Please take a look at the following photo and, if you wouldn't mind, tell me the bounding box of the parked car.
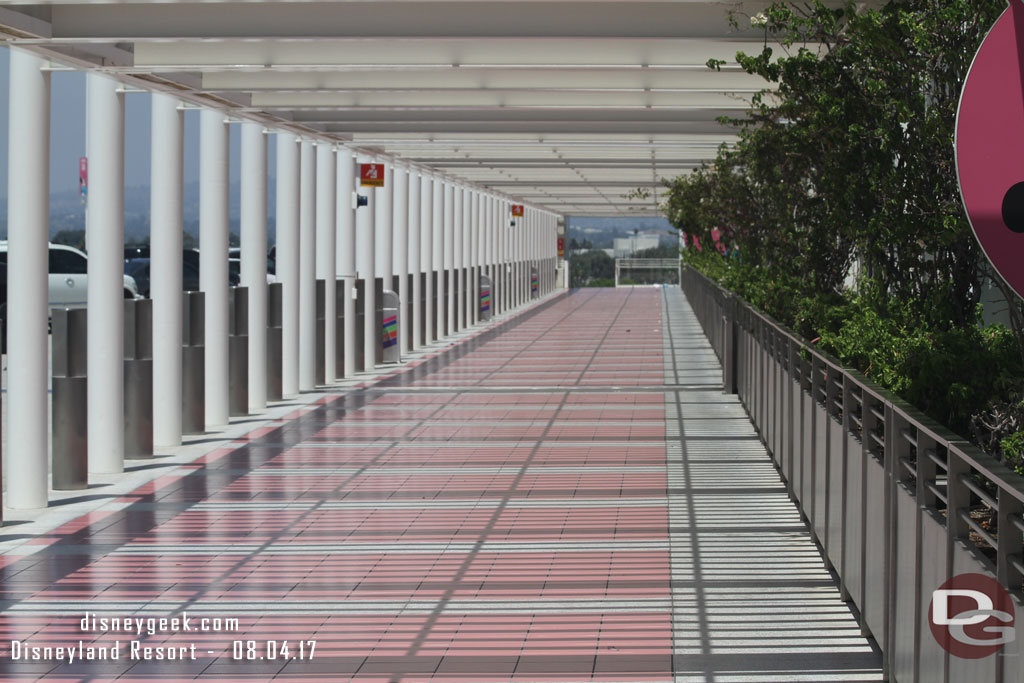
[182,249,241,287]
[228,248,277,283]
[0,242,141,313]
[124,258,204,298]
[125,245,149,261]
[122,254,252,296]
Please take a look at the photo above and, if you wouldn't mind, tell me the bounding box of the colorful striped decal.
[480,287,492,313]
[381,315,398,348]
[531,274,539,292]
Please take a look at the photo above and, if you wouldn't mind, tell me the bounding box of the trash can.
[51,307,88,490]
[374,277,385,364]
[381,289,400,363]
[479,274,493,322]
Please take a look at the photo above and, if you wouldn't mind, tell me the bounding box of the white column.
[356,155,377,371]
[298,139,316,391]
[408,170,422,349]
[527,209,534,299]
[421,174,435,343]
[484,195,493,303]
[86,73,125,473]
[432,178,444,338]
[491,197,499,305]
[444,182,455,334]
[336,148,357,378]
[492,197,500,314]
[470,191,479,325]
[240,122,268,411]
[199,109,230,428]
[501,200,509,313]
[6,49,50,507]
[316,143,337,383]
[461,186,471,326]
[375,163,394,288]
[522,209,528,303]
[515,209,522,306]
[516,208,524,306]
[392,165,409,354]
[276,133,300,396]
[151,93,184,446]
[454,185,464,331]
[509,201,516,309]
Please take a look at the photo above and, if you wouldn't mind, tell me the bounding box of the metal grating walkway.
[0,288,882,682]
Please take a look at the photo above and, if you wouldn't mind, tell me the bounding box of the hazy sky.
[0,46,268,199]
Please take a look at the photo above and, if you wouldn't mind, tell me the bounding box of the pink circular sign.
[956,2,1024,298]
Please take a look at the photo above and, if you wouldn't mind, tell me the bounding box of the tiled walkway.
[0,288,883,682]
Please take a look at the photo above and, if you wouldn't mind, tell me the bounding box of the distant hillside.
[566,216,676,249]
[0,187,659,249]
[0,180,279,243]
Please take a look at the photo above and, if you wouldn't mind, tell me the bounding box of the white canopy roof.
[0,1,783,216]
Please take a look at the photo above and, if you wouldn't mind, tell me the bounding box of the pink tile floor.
[0,288,880,681]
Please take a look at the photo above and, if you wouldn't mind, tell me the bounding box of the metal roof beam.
[45,2,772,40]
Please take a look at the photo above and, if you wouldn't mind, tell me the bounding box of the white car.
[0,242,142,314]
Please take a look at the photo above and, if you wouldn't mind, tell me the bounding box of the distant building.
[612,234,660,258]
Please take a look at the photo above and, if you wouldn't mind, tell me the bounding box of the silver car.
[0,242,142,315]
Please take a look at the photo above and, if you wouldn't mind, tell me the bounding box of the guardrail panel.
[827,408,846,574]
[679,265,1024,682]
[801,374,816,524]
[919,510,949,683]
[949,542,999,682]
[892,483,919,683]
[790,356,805,505]
[864,453,887,640]
[845,428,865,608]
[1001,594,1024,682]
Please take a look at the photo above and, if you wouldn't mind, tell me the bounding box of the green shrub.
[1000,430,1024,471]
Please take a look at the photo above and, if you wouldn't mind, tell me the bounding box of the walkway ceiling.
[0,1,786,217]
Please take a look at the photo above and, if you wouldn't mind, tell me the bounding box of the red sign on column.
[511,204,524,217]
[360,163,385,187]
[557,236,565,258]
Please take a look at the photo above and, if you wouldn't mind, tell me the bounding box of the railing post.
[722,295,737,394]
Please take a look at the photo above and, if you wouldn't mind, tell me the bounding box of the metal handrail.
[679,263,1024,682]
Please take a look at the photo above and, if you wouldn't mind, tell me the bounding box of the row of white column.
[5,54,561,510]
